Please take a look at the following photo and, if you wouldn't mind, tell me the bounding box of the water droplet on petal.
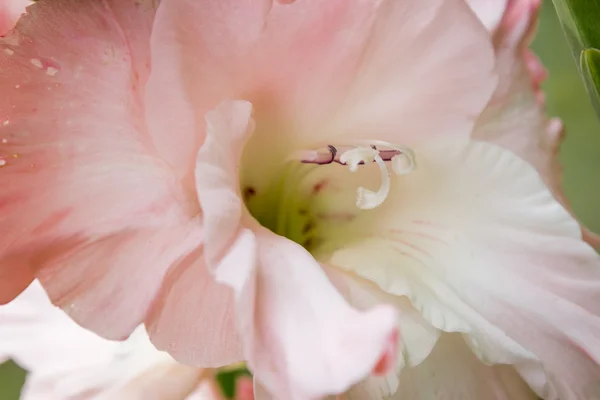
[30,58,43,68]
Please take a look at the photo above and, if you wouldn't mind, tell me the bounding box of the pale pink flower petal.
[194,101,399,400]
[0,281,209,400]
[145,0,496,180]
[472,0,600,247]
[37,227,202,340]
[326,268,440,397]
[0,0,29,35]
[465,0,509,32]
[145,251,243,367]
[390,334,537,399]
[0,0,207,339]
[329,139,600,398]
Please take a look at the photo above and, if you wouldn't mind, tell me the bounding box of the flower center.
[241,141,416,252]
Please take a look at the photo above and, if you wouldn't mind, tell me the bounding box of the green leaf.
[552,0,600,57]
[581,48,600,118]
[552,0,600,118]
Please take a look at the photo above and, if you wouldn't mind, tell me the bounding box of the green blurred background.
[1,1,600,399]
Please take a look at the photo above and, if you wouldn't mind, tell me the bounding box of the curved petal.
[330,139,600,398]
[0,0,199,336]
[0,281,203,400]
[326,267,440,398]
[145,0,496,179]
[145,247,243,367]
[0,0,29,35]
[472,0,600,247]
[391,333,537,399]
[36,226,202,340]
[195,101,400,399]
[0,281,116,374]
[246,229,399,400]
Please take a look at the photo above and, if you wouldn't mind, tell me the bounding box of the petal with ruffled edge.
[195,101,399,400]
[145,0,496,181]
[0,0,201,338]
[472,0,600,248]
[326,268,440,398]
[328,139,600,399]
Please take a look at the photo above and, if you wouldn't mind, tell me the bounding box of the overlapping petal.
[145,248,243,367]
[329,139,600,398]
[0,0,204,338]
[195,101,399,400]
[472,0,600,247]
[326,268,440,398]
[393,334,538,400]
[0,281,210,400]
[145,0,496,181]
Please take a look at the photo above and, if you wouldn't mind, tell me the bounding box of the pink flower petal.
[472,0,600,247]
[326,268,440,397]
[0,0,199,337]
[330,139,600,398]
[195,101,399,399]
[145,248,243,367]
[0,0,29,35]
[36,226,202,340]
[248,229,399,399]
[145,0,496,181]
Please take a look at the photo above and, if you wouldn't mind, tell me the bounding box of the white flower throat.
[242,141,416,251]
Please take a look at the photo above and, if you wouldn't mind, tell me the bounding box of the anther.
[297,141,416,210]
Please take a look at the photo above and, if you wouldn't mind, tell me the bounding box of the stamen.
[339,147,377,172]
[355,153,391,209]
[296,141,417,210]
[391,148,416,175]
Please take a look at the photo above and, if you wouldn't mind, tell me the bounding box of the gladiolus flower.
[1,0,599,399]
[0,281,221,400]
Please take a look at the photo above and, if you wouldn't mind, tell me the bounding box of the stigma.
[299,142,416,210]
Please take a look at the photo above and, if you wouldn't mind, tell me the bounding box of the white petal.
[328,139,600,398]
[393,333,537,399]
[0,281,188,399]
[465,0,508,32]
